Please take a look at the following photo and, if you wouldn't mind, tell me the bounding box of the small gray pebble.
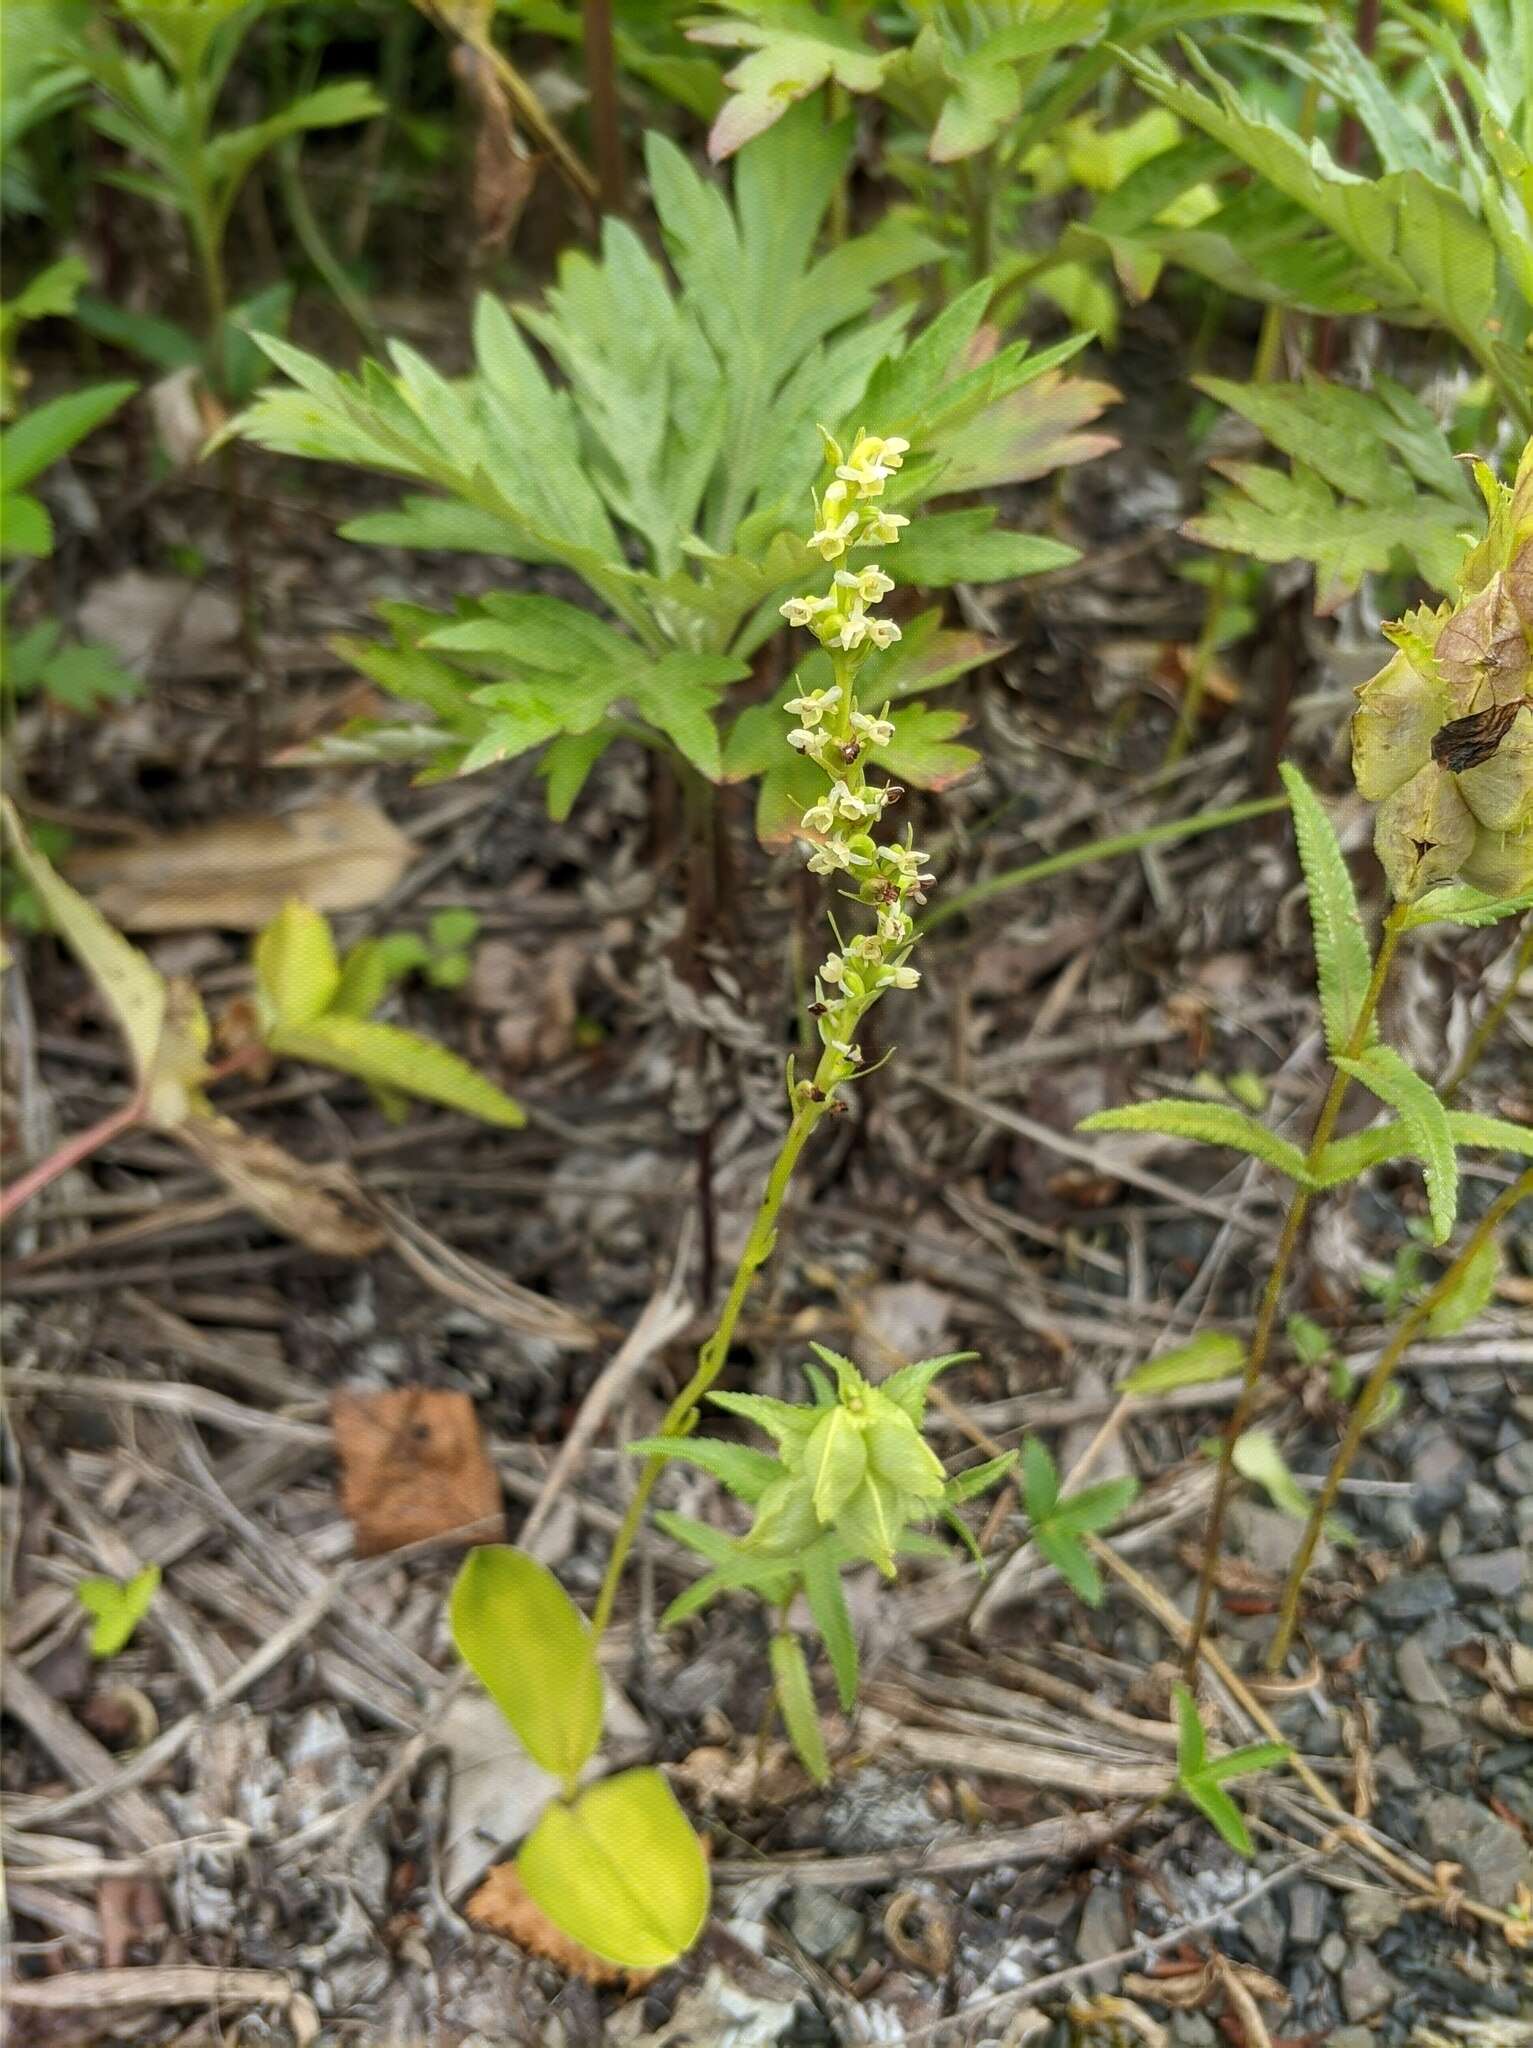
[1448,1547,1528,1599]
[1287,1881,1327,1948]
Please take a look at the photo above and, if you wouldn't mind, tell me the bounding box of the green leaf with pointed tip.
[1426,1236,1499,1338]
[807,1343,865,1397]
[835,1471,903,1576]
[1050,1475,1139,1537]
[1446,1112,1533,1161]
[269,1015,524,1128]
[76,1564,160,1658]
[944,1451,1018,1506]
[0,380,137,491]
[865,1405,946,1500]
[1203,1741,1292,1785]
[516,1767,709,1969]
[1279,762,1374,1059]
[1120,1332,1245,1397]
[624,1435,782,1503]
[1032,1522,1103,1605]
[708,1389,822,1447]
[801,1361,836,1406]
[1078,1100,1311,1183]
[1020,1437,1059,1523]
[938,1503,987,1569]
[802,1539,858,1712]
[1334,1045,1457,1243]
[253,899,339,1033]
[1183,1769,1256,1857]
[1402,881,1533,929]
[1173,1684,1208,1777]
[770,1630,829,1784]
[878,1351,976,1425]
[450,1547,601,1785]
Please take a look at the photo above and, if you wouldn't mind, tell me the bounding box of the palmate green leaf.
[1427,1235,1500,1337]
[1334,1045,1457,1243]
[1278,763,1375,1059]
[802,1538,858,1712]
[1120,1331,1245,1397]
[269,1016,523,1128]
[887,508,1078,587]
[450,1547,602,1785]
[876,702,981,792]
[1078,1100,1311,1183]
[770,1629,829,1783]
[76,1564,160,1659]
[1183,1771,1257,1857]
[516,1767,710,1969]
[1173,1681,1289,1857]
[253,899,340,1034]
[624,1434,782,1503]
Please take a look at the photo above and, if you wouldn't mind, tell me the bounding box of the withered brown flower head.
[1352,441,1533,900]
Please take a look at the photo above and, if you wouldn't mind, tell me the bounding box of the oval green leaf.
[449,1546,602,1785]
[1119,1331,1245,1398]
[516,1767,710,1969]
[254,898,340,1032]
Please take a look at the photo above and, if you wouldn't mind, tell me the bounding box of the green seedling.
[1173,1683,1289,1859]
[77,1564,160,1657]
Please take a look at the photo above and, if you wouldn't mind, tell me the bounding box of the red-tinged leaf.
[877,702,980,792]
[937,371,1121,493]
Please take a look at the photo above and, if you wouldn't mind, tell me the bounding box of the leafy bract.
[449,1547,602,1787]
[1334,1045,1458,1242]
[516,1768,710,1969]
[1279,763,1375,1058]
[1120,1331,1245,1397]
[770,1629,829,1784]
[1079,1099,1310,1182]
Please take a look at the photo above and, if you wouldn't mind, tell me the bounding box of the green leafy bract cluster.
[228,102,1101,829]
[1352,437,1533,902]
[631,1345,1014,1774]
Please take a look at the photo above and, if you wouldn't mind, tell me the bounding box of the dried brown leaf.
[175,1113,386,1256]
[67,799,414,931]
[467,1860,654,1987]
[332,1387,504,1558]
[451,42,535,255]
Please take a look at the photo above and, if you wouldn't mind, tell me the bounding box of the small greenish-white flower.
[810,480,860,560]
[879,843,933,887]
[834,608,872,651]
[786,727,823,754]
[820,953,847,985]
[781,592,835,629]
[851,710,895,747]
[800,793,838,834]
[837,433,909,499]
[806,840,866,875]
[848,933,883,963]
[865,617,902,651]
[837,564,895,606]
[784,685,841,728]
[886,962,920,990]
[860,508,908,547]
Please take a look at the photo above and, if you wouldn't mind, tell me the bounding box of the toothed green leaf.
[1334,1045,1457,1242]
[1079,1100,1311,1183]
[802,1539,858,1712]
[625,1435,783,1503]
[771,1630,829,1784]
[1278,763,1375,1060]
[1120,1332,1245,1397]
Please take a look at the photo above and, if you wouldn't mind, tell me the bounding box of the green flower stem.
[1267,1166,1531,1670]
[1441,915,1533,1104]
[1183,900,1410,1681]
[590,1074,838,1640]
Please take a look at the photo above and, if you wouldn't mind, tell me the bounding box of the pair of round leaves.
[449,1547,709,1970]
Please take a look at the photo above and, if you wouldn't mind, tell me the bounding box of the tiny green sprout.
[1172,1684,1289,1860]
[631,1346,1016,1783]
[1018,1438,1138,1607]
[76,1565,160,1658]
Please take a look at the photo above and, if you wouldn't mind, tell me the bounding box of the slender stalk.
[1441,914,1533,1103]
[1183,902,1410,1679]
[1164,555,1233,767]
[591,1089,830,1637]
[581,0,624,215]
[1267,1167,1533,1669]
[920,794,1287,934]
[0,1090,147,1225]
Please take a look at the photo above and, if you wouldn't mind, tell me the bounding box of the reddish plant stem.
[1,1090,147,1226]
[581,0,624,215]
